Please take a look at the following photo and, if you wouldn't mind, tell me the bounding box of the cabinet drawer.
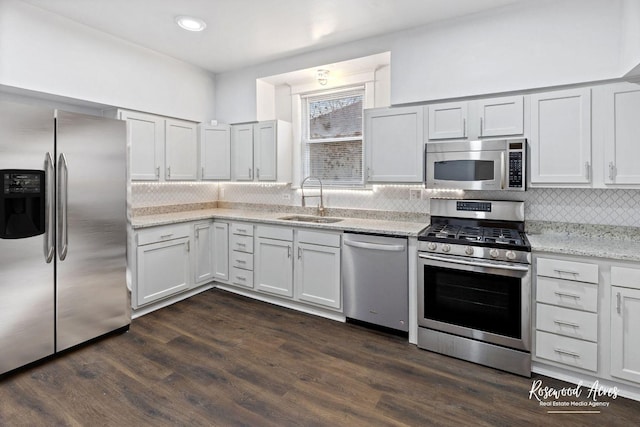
[231,267,253,288]
[297,229,341,247]
[137,224,191,246]
[537,257,598,284]
[536,303,598,342]
[231,222,254,236]
[611,266,640,290]
[232,251,254,270]
[535,331,597,372]
[256,225,293,241]
[536,276,598,312]
[231,234,253,253]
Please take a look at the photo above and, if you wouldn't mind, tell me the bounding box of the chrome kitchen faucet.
[301,176,325,216]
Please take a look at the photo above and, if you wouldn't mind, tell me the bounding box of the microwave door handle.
[500,151,506,190]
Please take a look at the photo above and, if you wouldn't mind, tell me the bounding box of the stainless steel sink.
[278,215,343,224]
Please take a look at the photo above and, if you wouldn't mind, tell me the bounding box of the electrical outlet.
[282,193,291,200]
[409,189,422,200]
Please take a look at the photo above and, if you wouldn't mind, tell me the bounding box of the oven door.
[425,150,505,190]
[418,252,531,351]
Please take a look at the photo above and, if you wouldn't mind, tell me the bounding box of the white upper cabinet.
[165,119,198,181]
[602,83,640,185]
[120,110,198,181]
[426,96,524,141]
[254,121,277,181]
[199,124,231,180]
[427,102,467,140]
[120,110,163,181]
[231,124,254,181]
[530,88,591,185]
[364,106,424,183]
[231,120,292,183]
[476,95,524,137]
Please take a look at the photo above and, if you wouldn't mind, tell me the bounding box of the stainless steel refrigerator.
[0,100,130,376]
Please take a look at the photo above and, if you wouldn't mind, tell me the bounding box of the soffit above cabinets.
[19,0,525,74]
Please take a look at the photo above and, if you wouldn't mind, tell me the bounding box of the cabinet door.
[611,286,640,383]
[295,243,341,310]
[136,237,190,306]
[530,88,591,184]
[255,237,293,297]
[231,124,254,181]
[254,121,277,181]
[194,222,214,285]
[365,106,424,182]
[200,124,231,180]
[427,102,467,140]
[213,222,230,281]
[604,83,640,185]
[477,95,524,137]
[165,119,198,180]
[120,110,163,181]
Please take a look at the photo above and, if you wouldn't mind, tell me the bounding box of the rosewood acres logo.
[528,379,619,414]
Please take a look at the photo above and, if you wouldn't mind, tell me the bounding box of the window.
[301,87,364,186]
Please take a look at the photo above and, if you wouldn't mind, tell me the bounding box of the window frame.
[300,85,366,187]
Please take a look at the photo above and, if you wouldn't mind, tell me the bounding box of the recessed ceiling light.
[175,16,207,32]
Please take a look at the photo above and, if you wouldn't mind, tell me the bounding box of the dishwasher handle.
[344,239,405,252]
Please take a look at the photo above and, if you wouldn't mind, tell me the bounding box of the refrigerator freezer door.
[55,110,130,351]
[0,101,55,374]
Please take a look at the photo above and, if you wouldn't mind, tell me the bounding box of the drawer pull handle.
[237,243,247,247]
[160,234,174,239]
[236,259,247,264]
[554,269,579,277]
[236,276,246,281]
[237,228,247,233]
[553,320,580,328]
[554,348,581,358]
[554,291,581,300]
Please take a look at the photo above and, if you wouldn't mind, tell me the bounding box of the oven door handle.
[419,253,530,272]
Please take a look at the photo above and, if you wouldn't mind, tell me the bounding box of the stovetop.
[422,223,527,246]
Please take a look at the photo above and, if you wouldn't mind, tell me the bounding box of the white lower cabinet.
[193,221,215,285]
[610,266,640,384]
[534,256,599,372]
[295,231,341,310]
[250,225,342,311]
[212,222,229,281]
[135,224,191,307]
[229,222,254,289]
[255,227,294,297]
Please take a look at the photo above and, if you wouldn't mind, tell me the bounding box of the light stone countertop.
[526,221,640,262]
[131,208,428,237]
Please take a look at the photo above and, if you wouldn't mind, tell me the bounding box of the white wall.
[215,34,394,123]
[391,0,629,104]
[0,0,216,122]
[215,0,639,122]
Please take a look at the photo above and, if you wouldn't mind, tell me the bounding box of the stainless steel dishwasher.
[342,233,408,333]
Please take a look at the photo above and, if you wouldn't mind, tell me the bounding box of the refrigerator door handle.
[44,152,55,263]
[57,153,69,261]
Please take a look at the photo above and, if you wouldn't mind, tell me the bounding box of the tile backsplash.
[132,182,640,227]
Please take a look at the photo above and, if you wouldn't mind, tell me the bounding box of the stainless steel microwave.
[425,138,526,191]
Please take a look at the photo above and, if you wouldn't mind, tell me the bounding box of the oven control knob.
[489,249,499,258]
[441,244,451,253]
[506,250,517,260]
[464,246,474,255]
[427,242,437,251]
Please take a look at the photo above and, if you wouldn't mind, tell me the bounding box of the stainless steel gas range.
[417,199,532,377]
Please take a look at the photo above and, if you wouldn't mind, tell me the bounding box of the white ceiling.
[20,0,526,74]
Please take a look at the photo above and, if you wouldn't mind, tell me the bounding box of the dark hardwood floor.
[1,288,638,426]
